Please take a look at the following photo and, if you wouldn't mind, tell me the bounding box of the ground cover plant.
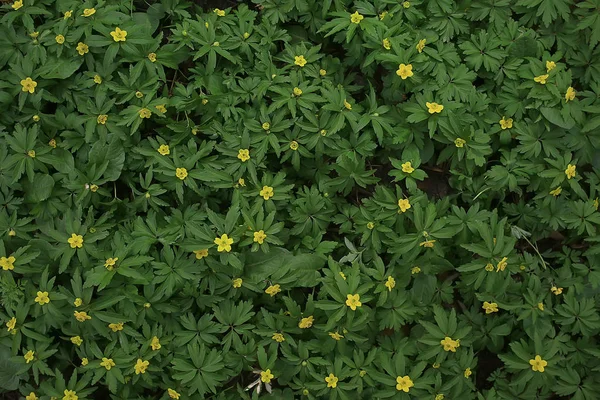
[1,0,600,399]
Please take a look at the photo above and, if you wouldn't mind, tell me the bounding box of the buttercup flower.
[157,144,170,155]
[345,294,362,310]
[6,317,17,332]
[565,86,576,102]
[12,0,23,10]
[93,75,102,84]
[0,256,15,271]
[168,389,180,399]
[385,276,396,291]
[35,291,50,305]
[237,149,250,162]
[214,8,225,16]
[24,350,34,363]
[546,60,556,72]
[56,35,65,44]
[482,301,498,314]
[550,187,562,196]
[100,357,115,370]
[499,116,513,129]
[551,286,563,295]
[262,122,270,130]
[565,164,576,179]
[290,141,299,150]
[416,38,426,53]
[534,74,549,84]
[272,332,285,342]
[293,87,302,96]
[529,355,547,372]
[214,234,234,252]
[261,369,274,383]
[139,108,152,119]
[194,249,208,259]
[396,375,414,392]
[175,167,188,180]
[64,10,72,19]
[108,322,123,332]
[538,302,544,311]
[71,336,83,346]
[25,393,37,400]
[329,331,343,340]
[344,99,352,110]
[426,102,443,114]
[464,368,472,378]
[110,27,127,42]
[299,315,314,328]
[76,42,89,55]
[319,69,327,76]
[440,336,460,352]
[20,77,37,94]
[232,278,243,288]
[398,198,411,213]
[396,63,413,79]
[151,336,161,350]
[325,373,338,388]
[254,230,267,244]
[134,358,149,374]
[81,358,88,366]
[265,284,281,296]
[74,298,82,307]
[68,233,83,249]
[259,186,274,200]
[295,55,307,67]
[420,239,436,248]
[350,11,364,24]
[382,38,391,50]
[82,8,96,17]
[455,138,466,148]
[63,390,78,400]
[401,161,414,173]
[367,221,375,229]
[148,53,157,62]
[496,257,508,272]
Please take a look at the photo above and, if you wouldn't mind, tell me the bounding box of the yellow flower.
[290,141,299,150]
[419,239,436,248]
[157,144,170,156]
[6,317,16,331]
[319,69,327,76]
[385,276,395,291]
[133,91,143,99]
[398,198,411,213]
[549,186,562,196]
[108,322,124,332]
[20,77,37,94]
[325,373,338,388]
[534,74,549,84]
[402,1,410,7]
[134,358,149,374]
[232,278,243,288]
[265,284,281,297]
[104,257,118,270]
[454,138,466,148]
[411,266,421,274]
[254,230,267,244]
[93,75,102,84]
[100,357,116,370]
[426,102,444,114]
[26,393,38,400]
[345,294,362,310]
[70,336,83,346]
[299,315,314,328]
[12,0,23,10]
[73,298,82,307]
[214,8,225,16]
[496,257,508,272]
[32,115,40,122]
[259,186,274,200]
[565,86,576,102]
[499,116,513,129]
[0,256,15,271]
[293,87,302,96]
[56,35,65,44]
[214,234,234,252]
[551,286,563,295]
[484,263,494,271]
[96,114,108,125]
[243,32,250,39]
[194,249,208,259]
[64,10,72,19]
[24,350,35,363]
[151,336,161,350]
[379,11,388,20]
[81,358,88,366]
[49,138,57,148]
[329,331,344,340]
[76,42,89,56]
[366,221,375,230]
[174,167,187,180]
[464,368,472,378]
[396,63,413,80]
[435,395,444,400]
[440,336,460,352]
[565,164,576,179]
[401,161,414,173]
[546,60,556,72]
[344,99,352,110]
[82,8,96,17]
[261,369,274,383]
[529,355,548,372]
[167,389,180,399]
[262,122,270,130]
[538,302,544,311]
[395,375,414,392]
[148,52,157,62]
[237,149,250,162]
[139,108,152,119]
[272,332,285,342]
[110,27,127,42]
[63,389,78,400]
[482,301,498,314]
[416,38,426,53]
[27,149,36,158]
[382,38,391,50]
[35,291,50,305]
[68,233,83,249]
[295,55,307,67]
[350,11,364,24]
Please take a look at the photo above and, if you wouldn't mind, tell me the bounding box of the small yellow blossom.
[167,389,180,399]
[272,332,285,342]
[74,298,82,307]
[20,77,37,94]
[237,149,250,162]
[32,115,40,122]
[232,278,243,288]
[139,108,152,119]
[551,286,563,295]
[325,373,338,388]
[419,239,436,248]
[379,11,388,20]
[134,358,149,374]
[151,336,161,350]
[534,74,549,84]
[97,114,108,125]
[290,141,299,150]
[63,390,78,400]
[319,69,327,76]
[546,60,556,72]
[265,284,281,297]
[464,367,472,378]
[108,322,124,332]
[382,38,391,50]
[398,198,411,213]
[0,256,15,271]
[262,122,270,131]
[529,355,548,372]
[24,350,35,363]
[64,10,72,19]
[293,87,302,96]
[254,230,267,244]
[243,32,250,39]
[83,8,96,17]
[93,75,102,84]
[396,63,413,80]
[350,11,364,24]
[259,186,274,200]
[35,291,50,305]
[104,257,118,270]
[345,294,362,310]
[49,139,57,148]
[214,8,225,16]
[25,393,38,400]
[70,336,83,346]
[411,266,421,274]
[482,301,498,314]
[329,331,344,340]
[295,55,307,67]
[396,375,414,392]
[538,302,544,311]
[214,234,234,252]
[68,233,83,249]
[56,35,65,44]
[367,222,375,230]
[299,315,314,328]
[384,276,396,291]
[344,99,352,110]
[485,263,494,271]
[440,336,460,352]
[27,150,36,158]
[6,317,16,332]
[81,358,88,366]
[550,186,562,196]
[565,164,576,179]
[416,38,426,53]
[261,369,274,383]
[401,161,414,173]
[12,0,23,10]
[499,116,513,129]
[426,102,444,114]
[148,53,157,62]
[402,1,411,7]
[76,42,89,56]
[194,249,208,259]
[110,27,127,42]
[455,138,466,148]
[100,357,116,370]
[175,167,188,180]
[565,86,576,102]
[157,144,170,156]
[496,257,508,272]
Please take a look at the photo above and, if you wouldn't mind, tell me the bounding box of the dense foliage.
[2,0,600,399]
